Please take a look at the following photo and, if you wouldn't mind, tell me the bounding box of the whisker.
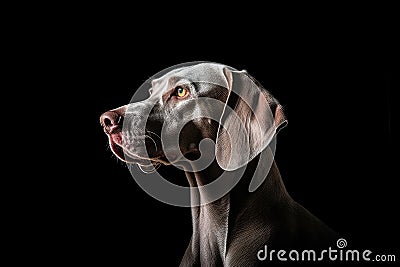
[105,143,111,151]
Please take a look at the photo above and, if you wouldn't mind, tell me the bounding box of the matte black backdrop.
[50,26,396,265]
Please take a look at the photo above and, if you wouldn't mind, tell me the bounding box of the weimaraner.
[100,62,338,266]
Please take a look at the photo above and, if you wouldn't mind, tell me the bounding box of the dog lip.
[107,132,181,166]
[138,162,161,173]
[109,136,135,163]
[110,133,123,146]
[108,134,163,165]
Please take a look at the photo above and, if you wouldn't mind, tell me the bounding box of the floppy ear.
[271,98,288,133]
[215,68,287,171]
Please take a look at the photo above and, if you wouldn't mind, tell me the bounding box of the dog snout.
[100,111,122,134]
[100,106,126,134]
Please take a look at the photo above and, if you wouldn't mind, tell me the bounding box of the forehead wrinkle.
[151,62,230,92]
[153,76,195,94]
[167,76,181,89]
[151,76,169,95]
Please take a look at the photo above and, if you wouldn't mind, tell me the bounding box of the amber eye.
[176,86,188,98]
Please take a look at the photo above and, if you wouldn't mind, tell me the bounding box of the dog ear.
[215,68,287,171]
[271,98,288,133]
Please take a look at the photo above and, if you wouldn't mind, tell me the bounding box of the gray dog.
[100,63,337,266]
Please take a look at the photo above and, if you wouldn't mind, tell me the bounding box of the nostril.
[100,111,122,134]
[103,117,112,127]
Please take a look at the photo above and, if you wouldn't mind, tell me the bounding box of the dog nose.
[100,111,123,134]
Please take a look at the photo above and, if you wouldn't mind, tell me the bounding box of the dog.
[100,62,338,266]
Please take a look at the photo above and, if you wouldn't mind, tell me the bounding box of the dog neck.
[183,154,292,264]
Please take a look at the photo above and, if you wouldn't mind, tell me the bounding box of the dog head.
[100,62,287,172]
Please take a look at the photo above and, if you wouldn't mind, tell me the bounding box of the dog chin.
[117,149,162,174]
[110,137,190,172]
[108,136,154,163]
[137,162,161,173]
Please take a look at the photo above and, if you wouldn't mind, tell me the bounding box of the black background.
[32,15,397,265]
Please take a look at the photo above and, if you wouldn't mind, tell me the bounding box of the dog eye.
[175,86,188,98]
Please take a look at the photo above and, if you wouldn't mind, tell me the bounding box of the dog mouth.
[108,133,162,171]
[107,130,194,172]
